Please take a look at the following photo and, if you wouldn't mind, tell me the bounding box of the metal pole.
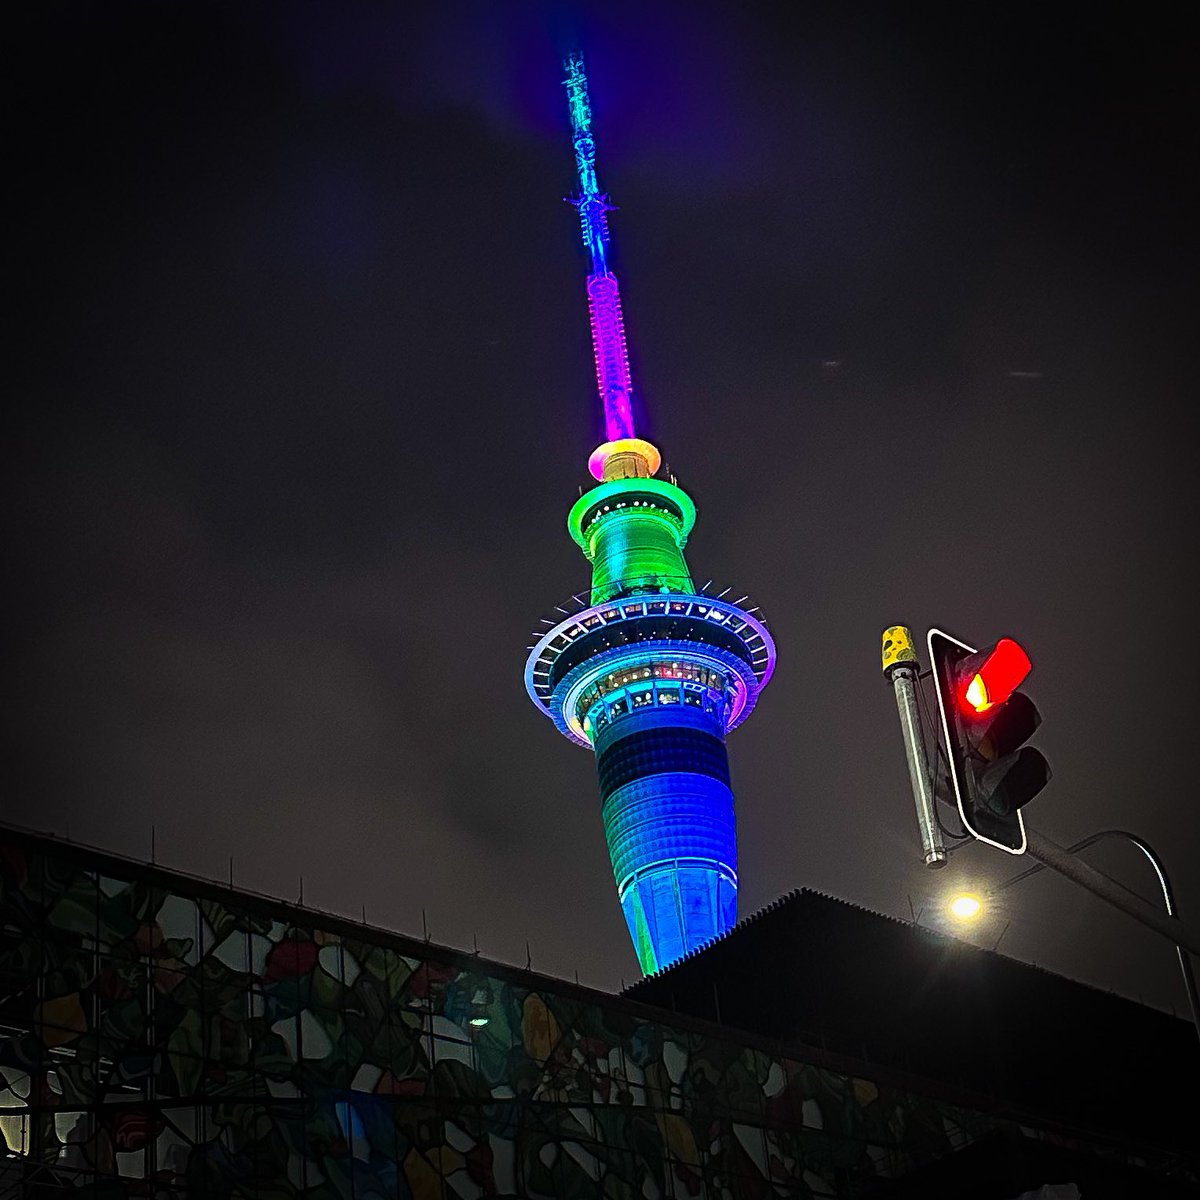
[1023,828,1200,958]
[1002,829,1200,1043]
[882,627,947,868]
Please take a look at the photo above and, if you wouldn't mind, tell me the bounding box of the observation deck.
[524,588,775,747]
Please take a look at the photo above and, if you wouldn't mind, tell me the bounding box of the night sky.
[9,3,1198,1017]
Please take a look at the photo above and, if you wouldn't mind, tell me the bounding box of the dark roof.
[862,1128,1200,1200]
[623,888,1199,1156]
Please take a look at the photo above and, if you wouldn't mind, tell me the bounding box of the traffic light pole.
[883,625,1197,1034]
[1011,828,1200,1042]
[1023,828,1200,958]
[890,664,949,868]
[882,628,947,868]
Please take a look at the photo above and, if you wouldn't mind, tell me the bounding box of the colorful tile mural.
[0,832,1100,1196]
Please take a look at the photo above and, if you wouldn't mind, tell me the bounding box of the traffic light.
[927,629,1051,853]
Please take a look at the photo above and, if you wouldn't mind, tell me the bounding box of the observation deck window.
[573,659,737,732]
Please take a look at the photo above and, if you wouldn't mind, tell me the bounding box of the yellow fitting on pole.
[881,625,918,675]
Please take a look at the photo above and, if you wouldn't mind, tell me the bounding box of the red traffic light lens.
[960,638,1032,715]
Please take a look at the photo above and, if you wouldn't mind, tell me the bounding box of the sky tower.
[525,53,776,975]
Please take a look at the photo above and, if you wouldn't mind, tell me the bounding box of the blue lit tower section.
[524,53,776,975]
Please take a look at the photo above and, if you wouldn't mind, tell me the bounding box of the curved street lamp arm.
[999,828,1198,1045]
[998,829,1175,912]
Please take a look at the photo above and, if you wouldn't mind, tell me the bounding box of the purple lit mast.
[564,52,637,454]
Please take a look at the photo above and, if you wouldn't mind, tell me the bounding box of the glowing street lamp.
[467,987,491,1028]
[947,892,983,922]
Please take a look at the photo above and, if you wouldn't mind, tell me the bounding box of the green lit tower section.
[524,53,776,975]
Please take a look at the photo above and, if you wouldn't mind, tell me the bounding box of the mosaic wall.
[0,834,1030,1197]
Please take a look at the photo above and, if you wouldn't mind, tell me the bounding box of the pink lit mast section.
[564,53,636,444]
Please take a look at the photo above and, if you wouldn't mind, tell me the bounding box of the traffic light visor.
[961,638,1031,715]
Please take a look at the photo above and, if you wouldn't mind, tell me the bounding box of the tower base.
[620,860,738,975]
[597,705,738,975]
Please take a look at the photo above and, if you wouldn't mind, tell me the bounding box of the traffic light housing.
[927,629,1051,853]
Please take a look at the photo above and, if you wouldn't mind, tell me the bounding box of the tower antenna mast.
[564,52,650,478]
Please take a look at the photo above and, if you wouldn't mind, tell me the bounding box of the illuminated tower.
[525,53,776,975]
